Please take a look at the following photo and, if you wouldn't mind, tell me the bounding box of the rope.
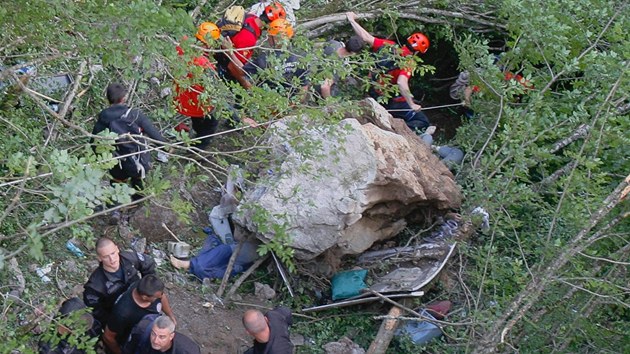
[386,102,464,112]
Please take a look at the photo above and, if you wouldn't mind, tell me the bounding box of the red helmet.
[407,32,430,53]
[264,2,286,22]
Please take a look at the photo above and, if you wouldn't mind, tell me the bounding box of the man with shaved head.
[84,237,156,332]
[242,307,293,354]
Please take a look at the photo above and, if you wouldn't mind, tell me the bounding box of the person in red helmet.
[174,22,221,149]
[262,2,287,23]
[346,11,432,132]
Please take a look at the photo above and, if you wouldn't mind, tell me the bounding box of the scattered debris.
[331,269,368,301]
[271,251,294,297]
[8,257,25,296]
[471,206,490,231]
[396,309,442,345]
[168,241,191,259]
[302,291,424,313]
[323,337,366,354]
[254,282,276,301]
[369,243,456,294]
[35,263,53,283]
[65,240,85,258]
[151,249,166,267]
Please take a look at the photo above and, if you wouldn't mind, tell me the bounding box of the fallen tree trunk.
[298,4,507,38]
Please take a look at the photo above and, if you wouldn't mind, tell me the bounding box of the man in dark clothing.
[38,297,98,354]
[103,275,177,354]
[123,315,200,354]
[232,19,308,99]
[318,36,365,98]
[92,83,168,199]
[83,237,156,333]
[243,307,293,354]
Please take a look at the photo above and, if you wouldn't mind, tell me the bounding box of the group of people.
[64,3,448,353]
[42,237,293,354]
[94,4,439,198]
[172,3,436,148]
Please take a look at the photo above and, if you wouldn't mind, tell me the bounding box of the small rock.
[160,87,172,98]
[323,337,366,354]
[172,273,187,285]
[64,260,79,273]
[254,282,276,300]
[7,290,21,302]
[131,237,147,254]
[57,280,68,289]
[71,284,84,297]
[290,333,305,346]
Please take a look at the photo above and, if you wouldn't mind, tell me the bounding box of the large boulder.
[235,98,461,261]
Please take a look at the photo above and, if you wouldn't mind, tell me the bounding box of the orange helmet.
[264,2,287,23]
[407,32,430,53]
[195,22,221,44]
[268,19,294,38]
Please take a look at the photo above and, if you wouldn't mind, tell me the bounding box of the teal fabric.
[331,269,368,300]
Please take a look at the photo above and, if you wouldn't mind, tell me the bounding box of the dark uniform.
[83,250,156,331]
[123,315,201,354]
[246,307,294,354]
[108,283,163,347]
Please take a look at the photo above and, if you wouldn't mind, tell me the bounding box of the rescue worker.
[174,22,221,149]
[346,11,432,131]
[231,18,308,99]
[220,3,289,84]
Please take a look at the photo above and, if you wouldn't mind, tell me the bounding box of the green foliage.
[293,310,378,353]
[1,0,628,352]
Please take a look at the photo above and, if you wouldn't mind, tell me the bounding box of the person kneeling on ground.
[242,307,293,354]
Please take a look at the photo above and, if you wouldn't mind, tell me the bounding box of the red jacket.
[174,43,216,118]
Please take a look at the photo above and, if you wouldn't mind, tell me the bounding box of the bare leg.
[170,255,191,270]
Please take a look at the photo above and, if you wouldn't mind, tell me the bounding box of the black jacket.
[92,104,166,143]
[83,250,156,326]
[248,307,293,354]
[124,315,201,354]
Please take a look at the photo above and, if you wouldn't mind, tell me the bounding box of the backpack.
[373,44,399,73]
[217,6,257,38]
[109,108,151,179]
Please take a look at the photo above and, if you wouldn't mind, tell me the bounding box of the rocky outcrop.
[235,98,461,261]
